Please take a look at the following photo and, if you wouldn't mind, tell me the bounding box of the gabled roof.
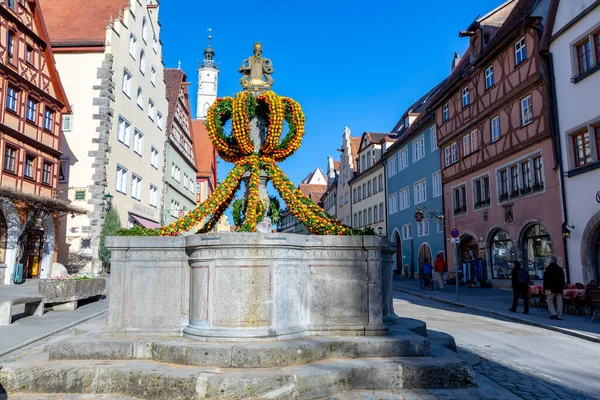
[350,137,362,168]
[358,132,395,154]
[391,79,446,134]
[191,120,215,177]
[39,0,130,47]
[301,167,327,185]
[164,68,192,140]
[299,184,327,203]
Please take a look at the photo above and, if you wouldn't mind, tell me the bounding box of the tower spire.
[196,28,219,120]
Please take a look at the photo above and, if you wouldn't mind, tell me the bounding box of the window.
[157,112,163,130]
[149,185,158,207]
[499,169,508,198]
[373,205,378,222]
[577,39,592,74]
[26,98,37,122]
[462,87,470,107]
[572,130,592,167]
[451,142,458,163]
[473,176,490,208]
[150,67,156,86]
[463,134,471,156]
[367,151,372,168]
[129,34,137,58]
[399,147,409,170]
[148,100,155,121]
[3,146,17,173]
[122,69,132,97]
[362,183,366,198]
[389,193,399,214]
[367,181,372,196]
[432,171,442,198]
[62,111,73,132]
[6,86,18,112]
[153,36,158,53]
[402,224,412,240]
[417,219,429,237]
[133,130,144,155]
[437,220,444,234]
[43,108,54,131]
[170,200,181,218]
[471,130,479,152]
[596,126,600,159]
[414,179,426,205]
[354,213,358,227]
[491,230,515,279]
[515,37,527,65]
[117,117,131,145]
[413,136,425,162]
[485,66,494,89]
[453,185,467,215]
[379,202,384,221]
[404,116,410,130]
[116,165,128,194]
[358,212,362,227]
[442,103,449,122]
[368,208,372,225]
[131,174,142,201]
[353,188,357,203]
[172,164,181,182]
[398,187,409,210]
[509,165,519,195]
[388,154,397,176]
[533,156,543,187]
[59,158,69,183]
[378,175,383,192]
[521,95,533,125]
[362,210,367,226]
[358,186,362,200]
[430,127,438,151]
[521,161,531,189]
[23,154,35,179]
[444,147,451,167]
[491,116,501,142]
[74,190,85,200]
[7,31,15,64]
[139,50,147,74]
[151,146,159,169]
[142,17,149,42]
[42,161,52,185]
[137,88,144,108]
[25,45,34,66]
[8,0,14,9]
[523,224,553,277]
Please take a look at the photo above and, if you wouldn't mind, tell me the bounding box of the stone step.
[0,345,475,400]
[46,330,430,368]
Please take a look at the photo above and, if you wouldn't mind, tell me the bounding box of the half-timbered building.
[431,0,564,288]
[0,0,71,284]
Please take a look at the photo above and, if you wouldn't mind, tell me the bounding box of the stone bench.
[0,296,44,325]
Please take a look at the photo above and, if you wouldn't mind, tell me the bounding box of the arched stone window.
[0,209,7,263]
[490,230,514,279]
[523,224,553,279]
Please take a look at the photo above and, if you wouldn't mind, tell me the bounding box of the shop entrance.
[25,230,44,279]
[418,243,432,270]
[460,235,484,286]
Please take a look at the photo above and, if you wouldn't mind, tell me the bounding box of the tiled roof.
[365,133,394,144]
[191,120,215,177]
[39,0,129,46]
[333,161,340,170]
[391,80,446,134]
[299,184,327,203]
[350,137,362,167]
[164,68,186,139]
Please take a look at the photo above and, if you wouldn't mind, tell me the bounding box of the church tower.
[196,30,219,119]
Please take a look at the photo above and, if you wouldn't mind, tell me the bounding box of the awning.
[129,214,161,229]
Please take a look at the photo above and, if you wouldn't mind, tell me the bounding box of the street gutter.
[394,286,600,344]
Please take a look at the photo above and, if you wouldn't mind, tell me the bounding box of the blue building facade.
[384,87,446,278]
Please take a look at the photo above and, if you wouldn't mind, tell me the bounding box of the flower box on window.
[499,194,509,202]
[520,187,532,195]
[509,190,520,199]
[532,183,544,192]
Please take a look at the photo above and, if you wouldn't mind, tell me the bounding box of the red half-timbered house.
[0,0,71,283]
[431,0,564,288]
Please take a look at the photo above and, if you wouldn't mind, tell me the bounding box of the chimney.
[451,52,461,72]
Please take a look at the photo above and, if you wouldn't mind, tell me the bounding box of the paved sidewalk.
[393,276,600,342]
[0,279,109,357]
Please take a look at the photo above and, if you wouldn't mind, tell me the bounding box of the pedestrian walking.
[433,254,446,290]
[544,256,565,320]
[509,260,530,314]
[420,258,434,291]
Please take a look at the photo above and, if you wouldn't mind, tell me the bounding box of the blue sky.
[160,0,502,187]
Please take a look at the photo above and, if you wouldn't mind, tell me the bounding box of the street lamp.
[562,222,574,239]
[100,193,114,212]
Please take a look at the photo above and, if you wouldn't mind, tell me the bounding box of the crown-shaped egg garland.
[160,91,353,236]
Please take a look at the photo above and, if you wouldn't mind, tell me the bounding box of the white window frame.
[133,130,144,156]
[451,142,458,164]
[417,219,430,237]
[462,87,470,107]
[413,135,425,162]
[485,66,494,89]
[399,186,410,210]
[414,179,426,205]
[117,116,131,146]
[389,193,399,214]
[463,134,471,156]
[388,154,397,176]
[491,116,501,142]
[137,87,144,109]
[151,146,159,169]
[432,171,442,198]
[122,69,132,97]
[128,34,137,58]
[399,146,409,170]
[430,126,438,151]
[515,37,526,65]
[150,67,156,86]
[149,184,158,207]
[116,165,128,194]
[157,112,163,130]
[148,99,155,121]
[521,95,533,126]
[442,103,449,122]
[131,174,142,201]
[139,50,147,75]
[444,147,451,167]
[437,219,444,234]
[402,223,413,240]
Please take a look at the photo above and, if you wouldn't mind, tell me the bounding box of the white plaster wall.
[551,3,600,283]
[54,51,104,270]
[106,0,168,226]
[350,164,386,234]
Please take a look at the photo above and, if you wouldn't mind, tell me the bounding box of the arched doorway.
[490,230,514,280]
[418,243,432,270]
[522,224,553,280]
[459,235,484,285]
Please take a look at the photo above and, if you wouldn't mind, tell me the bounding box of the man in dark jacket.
[509,260,529,314]
[544,256,565,320]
